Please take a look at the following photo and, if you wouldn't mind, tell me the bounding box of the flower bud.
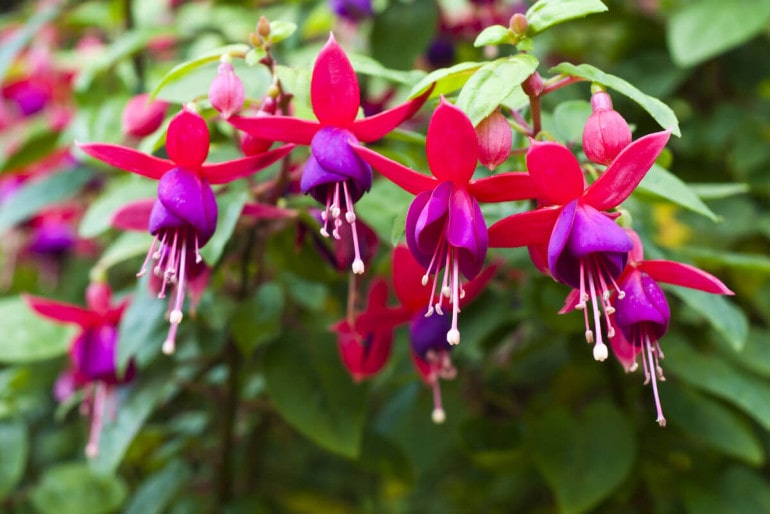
[522,71,543,97]
[121,93,169,138]
[582,90,632,165]
[257,16,271,39]
[209,60,245,119]
[85,282,112,314]
[510,13,528,35]
[475,109,512,170]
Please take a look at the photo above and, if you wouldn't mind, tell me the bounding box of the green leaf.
[526,0,608,36]
[370,0,438,71]
[0,129,61,174]
[635,164,718,221]
[457,54,540,126]
[231,282,285,356]
[78,175,157,238]
[687,182,750,200]
[0,166,94,233]
[667,0,770,67]
[268,20,297,44]
[473,25,512,47]
[549,62,680,136]
[665,338,770,430]
[150,44,250,99]
[199,187,248,265]
[0,417,27,500]
[664,385,764,465]
[244,46,267,67]
[0,2,62,82]
[408,61,484,99]
[31,463,127,514]
[670,288,748,352]
[528,401,636,514]
[680,247,770,275]
[92,231,155,278]
[551,100,592,144]
[123,460,192,514]
[264,328,368,458]
[0,296,74,364]
[348,53,426,86]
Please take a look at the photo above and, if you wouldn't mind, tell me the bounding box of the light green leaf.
[199,187,249,265]
[231,282,285,356]
[0,167,94,233]
[0,128,60,174]
[549,62,680,136]
[268,20,297,44]
[473,25,512,47]
[551,100,591,144]
[680,247,770,275]
[456,54,540,126]
[264,329,368,458]
[664,385,763,465]
[528,401,636,514]
[0,418,27,500]
[526,0,608,36]
[0,296,74,364]
[348,53,426,86]
[78,176,157,238]
[635,164,718,220]
[123,460,192,514]
[31,463,127,514]
[92,232,154,278]
[670,288,748,351]
[667,0,770,67]
[687,182,749,200]
[408,61,484,99]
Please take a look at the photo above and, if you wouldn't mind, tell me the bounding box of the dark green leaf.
[526,0,608,36]
[231,282,285,356]
[0,166,94,233]
[263,329,368,458]
[680,247,770,275]
[670,288,748,351]
[473,25,512,47]
[456,54,540,126]
[370,0,438,71]
[0,296,74,364]
[199,187,248,265]
[687,182,750,200]
[123,460,192,514]
[635,164,718,221]
[0,417,27,500]
[528,401,636,514]
[0,129,61,174]
[549,62,680,136]
[409,61,484,99]
[117,276,169,372]
[31,463,127,514]
[667,0,770,67]
[551,99,591,144]
[92,231,155,277]
[78,175,157,238]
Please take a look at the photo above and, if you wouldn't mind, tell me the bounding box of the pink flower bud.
[475,110,512,170]
[209,61,245,119]
[510,13,528,35]
[121,94,169,137]
[522,72,543,97]
[582,91,632,165]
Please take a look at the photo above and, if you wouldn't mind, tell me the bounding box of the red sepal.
[201,144,294,184]
[637,260,734,295]
[426,98,478,184]
[77,142,172,180]
[526,140,585,205]
[111,199,154,231]
[351,87,432,143]
[352,143,436,195]
[311,33,360,127]
[468,172,538,202]
[228,115,320,145]
[487,207,560,248]
[24,295,102,328]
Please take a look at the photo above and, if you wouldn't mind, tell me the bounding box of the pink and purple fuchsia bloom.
[608,230,733,426]
[354,98,536,345]
[489,128,671,361]
[229,33,430,275]
[78,107,293,354]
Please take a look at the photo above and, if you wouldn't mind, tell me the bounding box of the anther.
[170,309,183,325]
[351,258,364,275]
[447,328,460,345]
[593,342,609,361]
[432,408,446,424]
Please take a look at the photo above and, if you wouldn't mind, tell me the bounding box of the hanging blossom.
[228,33,431,275]
[25,282,136,457]
[605,229,733,427]
[488,129,671,361]
[353,98,536,345]
[78,107,294,353]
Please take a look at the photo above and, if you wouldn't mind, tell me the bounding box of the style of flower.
[353,98,537,345]
[228,33,430,275]
[608,229,733,427]
[25,282,135,457]
[488,129,671,361]
[78,107,294,353]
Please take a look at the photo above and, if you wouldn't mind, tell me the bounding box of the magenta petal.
[526,140,585,205]
[409,311,452,359]
[405,190,437,272]
[78,142,172,180]
[487,208,559,248]
[111,199,154,231]
[301,128,372,202]
[155,168,218,244]
[352,143,437,194]
[468,171,539,203]
[447,188,487,279]
[614,271,670,341]
[241,203,297,219]
[547,201,577,279]
[311,33,360,127]
[583,129,671,210]
[71,325,119,382]
[426,99,478,184]
[608,322,641,372]
[415,182,452,258]
[392,245,433,309]
[201,144,295,184]
[351,87,432,143]
[228,115,320,145]
[637,260,734,295]
[166,109,210,169]
[24,295,101,327]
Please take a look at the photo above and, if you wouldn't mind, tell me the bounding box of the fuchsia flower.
[353,98,537,345]
[208,58,245,119]
[229,33,430,275]
[25,283,135,457]
[582,90,632,166]
[488,129,671,361]
[607,230,733,427]
[78,107,294,353]
[475,109,512,170]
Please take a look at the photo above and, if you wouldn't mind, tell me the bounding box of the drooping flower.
[608,229,733,427]
[582,89,632,165]
[25,282,135,457]
[208,57,245,119]
[488,128,671,361]
[475,109,512,170]
[228,33,431,274]
[78,107,294,353]
[353,98,537,345]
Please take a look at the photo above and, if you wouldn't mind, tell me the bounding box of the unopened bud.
[85,282,112,314]
[510,13,528,35]
[209,60,245,119]
[257,16,271,39]
[476,109,512,170]
[122,93,169,137]
[522,72,543,97]
[582,90,632,165]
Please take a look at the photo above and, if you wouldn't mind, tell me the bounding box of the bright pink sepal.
[227,115,320,145]
[487,207,560,248]
[526,140,584,205]
[583,130,671,210]
[352,143,437,195]
[311,34,360,127]
[350,88,432,142]
[241,203,297,219]
[166,109,210,168]
[468,172,538,203]
[24,295,102,327]
[111,199,154,231]
[77,142,172,180]
[392,245,433,309]
[201,144,295,184]
[426,98,478,184]
[637,260,734,295]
